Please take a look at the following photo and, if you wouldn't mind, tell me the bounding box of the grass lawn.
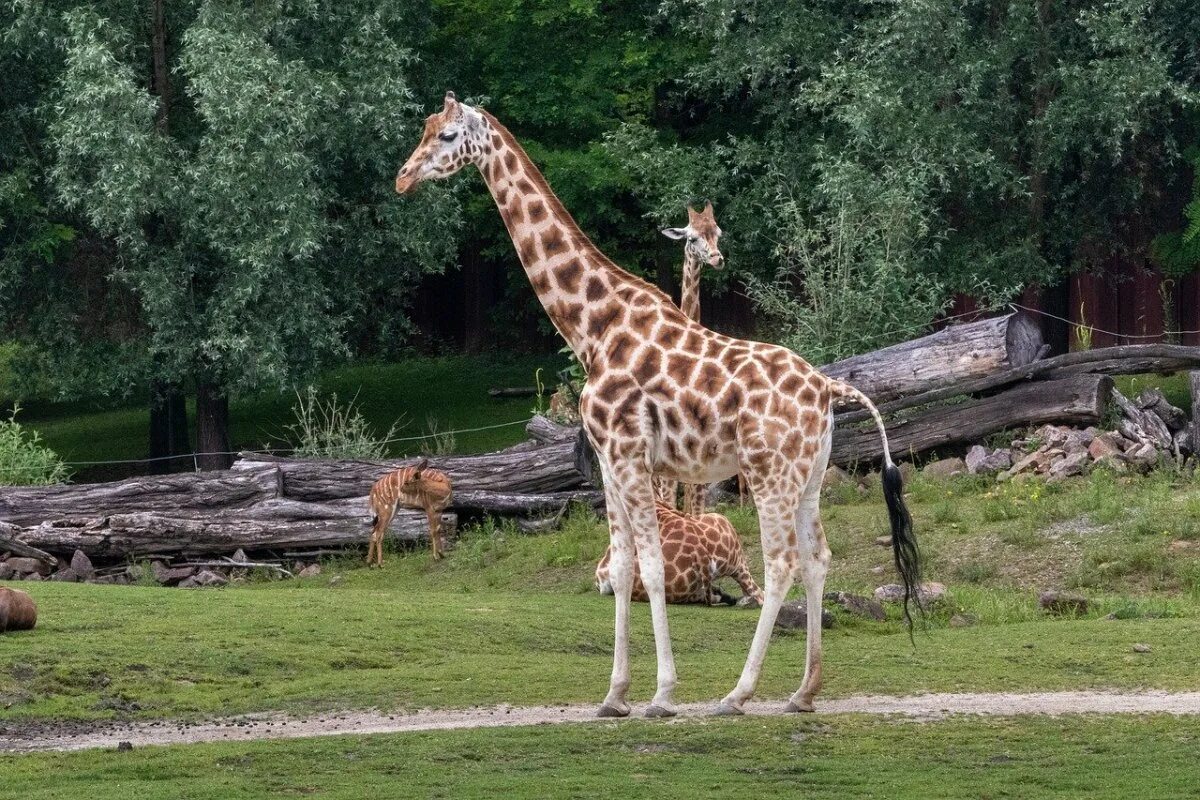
[4,714,1200,799]
[3,469,1200,723]
[16,353,562,478]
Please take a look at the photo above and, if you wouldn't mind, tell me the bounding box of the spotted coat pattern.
[394,93,907,719]
[595,502,762,605]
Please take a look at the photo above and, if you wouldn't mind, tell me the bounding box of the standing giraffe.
[656,202,724,516]
[395,93,920,718]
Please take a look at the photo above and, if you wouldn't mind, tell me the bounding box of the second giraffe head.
[662,202,724,268]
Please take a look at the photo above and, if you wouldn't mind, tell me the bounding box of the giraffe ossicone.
[394,92,922,719]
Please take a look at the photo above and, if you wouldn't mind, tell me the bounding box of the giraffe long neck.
[476,112,664,360]
[679,251,702,322]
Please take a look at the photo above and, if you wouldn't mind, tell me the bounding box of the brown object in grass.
[0,587,37,632]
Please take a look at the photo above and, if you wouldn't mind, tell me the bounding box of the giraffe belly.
[654,444,740,484]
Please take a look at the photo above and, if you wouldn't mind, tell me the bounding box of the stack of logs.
[0,416,598,574]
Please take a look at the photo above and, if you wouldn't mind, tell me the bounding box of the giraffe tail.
[828,379,923,633]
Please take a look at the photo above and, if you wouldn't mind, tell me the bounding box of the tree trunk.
[195,380,232,471]
[0,467,280,526]
[150,0,169,132]
[830,374,1112,467]
[148,382,189,474]
[821,312,1044,402]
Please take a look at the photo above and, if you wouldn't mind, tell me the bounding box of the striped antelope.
[366,458,453,565]
[596,501,763,607]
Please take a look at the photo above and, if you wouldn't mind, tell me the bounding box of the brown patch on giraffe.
[658,323,684,350]
[718,384,743,415]
[504,152,518,173]
[517,236,538,266]
[681,329,705,356]
[681,392,713,435]
[507,202,525,226]
[550,302,583,336]
[666,351,699,385]
[799,385,817,405]
[586,304,622,338]
[495,186,509,206]
[800,410,820,438]
[516,177,535,196]
[663,406,682,430]
[695,360,724,396]
[629,308,658,336]
[584,276,606,301]
[607,331,637,369]
[556,257,582,293]
[529,270,552,295]
[632,346,663,385]
[780,373,804,396]
[528,200,547,225]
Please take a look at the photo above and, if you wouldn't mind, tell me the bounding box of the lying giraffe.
[595,502,763,606]
[394,93,920,719]
[366,458,453,566]
[655,202,726,516]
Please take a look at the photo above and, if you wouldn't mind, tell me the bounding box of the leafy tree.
[4,0,459,468]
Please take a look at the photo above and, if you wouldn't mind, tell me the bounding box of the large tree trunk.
[195,380,233,471]
[10,502,455,560]
[0,467,280,526]
[830,374,1112,467]
[148,382,189,474]
[232,438,588,502]
[821,312,1044,402]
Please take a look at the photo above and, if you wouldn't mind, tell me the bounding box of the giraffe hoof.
[597,704,630,719]
[785,700,815,714]
[645,704,677,719]
[713,702,744,717]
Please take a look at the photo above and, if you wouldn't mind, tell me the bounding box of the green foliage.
[284,386,403,460]
[744,191,951,364]
[0,404,69,485]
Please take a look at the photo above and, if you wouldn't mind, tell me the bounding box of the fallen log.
[0,523,59,566]
[11,501,455,560]
[831,374,1112,466]
[836,343,1200,426]
[0,467,281,527]
[822,312,1043,403]
[451,489,604,517]
[488,386,540,398]
[233,437,588,502]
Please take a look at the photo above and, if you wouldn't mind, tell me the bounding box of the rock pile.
[0,548,325,589]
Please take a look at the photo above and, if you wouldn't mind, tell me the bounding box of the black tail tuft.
[883,464,923,636]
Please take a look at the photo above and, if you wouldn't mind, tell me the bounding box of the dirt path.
[5,691,1200,754]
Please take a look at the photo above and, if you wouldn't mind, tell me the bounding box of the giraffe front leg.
[428,508,442,560]
[597,465,634,718]
[617,468,678,718]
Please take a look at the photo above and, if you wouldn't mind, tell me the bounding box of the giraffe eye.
[438,130,459,142]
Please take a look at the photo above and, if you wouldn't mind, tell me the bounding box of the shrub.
[0,404,69,485]
[285,386,403,460]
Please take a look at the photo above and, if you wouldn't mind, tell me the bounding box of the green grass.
[5,478,1200,723]
[16,354,562,477]
[4,715,1200,799]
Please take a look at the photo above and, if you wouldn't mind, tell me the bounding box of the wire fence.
[1009,302,1200,341]
[0,417,535,476]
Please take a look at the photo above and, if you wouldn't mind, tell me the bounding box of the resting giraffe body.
[394,93,921,719]
[595,501,763,606]
[652,203,724,516]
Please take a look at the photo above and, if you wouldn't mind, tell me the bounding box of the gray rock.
[92,575,116,585]
[1038,591,1088,616]
[232,549,248,564]
[968,447,1012,475]
[824,591,886,621]
[297,563,322,578]
[6,557,49,576]
[126,564,144,582]
[1088,433,1125,461]
[327,575,344,588]
[192,570,228,588]
[70,550,95,579]
[875,582,947,607]
[874,535,893,548]
[150,561,172,584]
[923,457,966,479]
[0,562,14,581]
[1132,643,1152,654]
[164,566,197,584]
[964,445,990,474]
[774,600,834,631]
[50,567,79,583]
[23,572,43,582]
[1048,451,1090,481]
[949,613,978,628]
[176,577,199,589]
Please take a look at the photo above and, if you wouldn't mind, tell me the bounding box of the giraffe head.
[662,202,724,268]
[395,92,490,194]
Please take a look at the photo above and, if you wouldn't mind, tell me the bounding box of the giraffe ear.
[443,91,459,115]
[661,227,687,240]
